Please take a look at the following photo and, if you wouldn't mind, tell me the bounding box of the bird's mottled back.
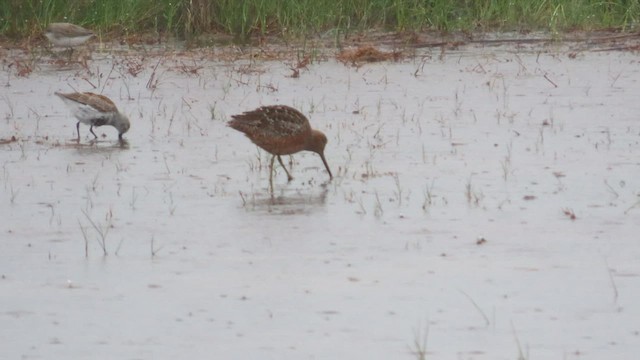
[229,105,311,139]
[46,23,94,37]
[55,92,118,113]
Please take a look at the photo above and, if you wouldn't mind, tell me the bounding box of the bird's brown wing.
[55,92,118,113]
[229,105,311,138]
[47,23,94,37]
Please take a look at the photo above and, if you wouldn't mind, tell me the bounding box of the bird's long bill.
[319,152,333,180]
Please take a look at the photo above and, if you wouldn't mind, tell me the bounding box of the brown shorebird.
[229,105,332,185]
[55,92,130,141]
[44,23,94,48]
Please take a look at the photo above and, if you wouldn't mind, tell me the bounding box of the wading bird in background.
[44,23,94,48]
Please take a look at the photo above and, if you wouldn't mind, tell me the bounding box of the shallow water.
[1,41,639,359]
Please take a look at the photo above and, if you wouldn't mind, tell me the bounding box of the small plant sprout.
[408,323,429,360]
[91,171,100,192]
[373,190,383,218]
[80,209,114,256]
[239,191,247,207]
[167,191,177,215]
[422,180,435,212]
[460,290,490,327]
[624,196,640,215]
[543,71,558,88]
[511,321,529,360]
[18,141,26,160]
[609,70,623,88]
[148,112,157,133]
[9,184,19,205]
[392,174,403,206]
[453,88,462,118]
[501,142,513,181]
[45,203,56,226]
[603,258,619,306]
[146,58,164,92]
[78,220,89,258]
[3,96,15,120]
[162,153,172,174]
[413,55,430,77]
[553,171,566,192]
[356,195,366,215]
[151,236,163,258]
[209,102,218,120]
[603,179,619,199]
[465,176,482,206]
[500,158,510,181]
[30,108,44,133]
[130,187,139,210]
[535,126,545,153]
[115,237,125,256]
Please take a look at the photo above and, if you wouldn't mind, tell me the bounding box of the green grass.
[1,0,639,42]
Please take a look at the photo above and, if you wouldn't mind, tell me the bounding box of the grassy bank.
[1,0,639,41]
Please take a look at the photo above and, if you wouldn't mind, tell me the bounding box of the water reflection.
[239,182,329,215]
[69,138,130,154]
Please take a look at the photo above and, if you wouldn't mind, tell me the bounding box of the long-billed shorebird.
[229,105,332,186]
[44,23,94,48]
[55,92,130,141]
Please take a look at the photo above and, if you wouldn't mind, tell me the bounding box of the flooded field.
[2,38,639,359]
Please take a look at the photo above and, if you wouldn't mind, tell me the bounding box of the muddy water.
[1,42,639,359]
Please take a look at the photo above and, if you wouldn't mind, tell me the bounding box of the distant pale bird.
[229,105,332,185]
[55,92,130,141]
[45,23,94,47]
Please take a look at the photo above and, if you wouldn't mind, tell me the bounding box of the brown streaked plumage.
[229,105,332,184]
[44,23,94,47]
[55,92,130,141]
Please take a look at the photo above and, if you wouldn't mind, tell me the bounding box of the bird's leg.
[89,125,98,139]
[269,155,275,195]
[76,122,81,142]
[277,155,293,182]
